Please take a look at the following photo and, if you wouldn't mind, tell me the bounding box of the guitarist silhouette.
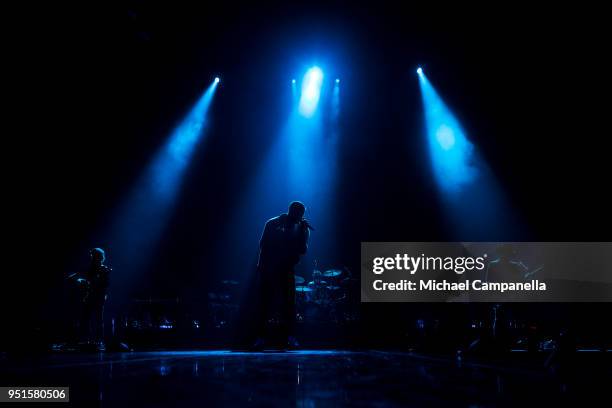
[78,247,111,350]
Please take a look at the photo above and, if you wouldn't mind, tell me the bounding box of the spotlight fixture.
[335,78,340,84]
[214,77,220,83]
[416,67,423,75]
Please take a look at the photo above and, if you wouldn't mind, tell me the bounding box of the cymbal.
[308,280,328,286]
[326,286,341,290]
[323,269,343,277]
[294,275,305,284]
[295,286,313,292]
[221,280,240,285]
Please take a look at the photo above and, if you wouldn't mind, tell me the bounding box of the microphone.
[302,219,315,231]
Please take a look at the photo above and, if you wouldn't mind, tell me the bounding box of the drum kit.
[294,266,356,323]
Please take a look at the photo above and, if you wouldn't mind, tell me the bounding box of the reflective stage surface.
[1,350,610,407]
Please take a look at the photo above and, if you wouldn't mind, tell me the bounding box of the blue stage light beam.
[288,67,338,266]
[332,78,340,120]
[150,79,219,202]
[291,78,298,106]
[217,65,339,284]
[299,66,324,118]
[105,79,219,301]
[417,70,524,239]
[418,70,476,193]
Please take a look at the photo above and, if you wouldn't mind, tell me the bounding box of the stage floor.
[1,350,610,407]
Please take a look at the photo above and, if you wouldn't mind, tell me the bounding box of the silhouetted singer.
[254,201,312,349]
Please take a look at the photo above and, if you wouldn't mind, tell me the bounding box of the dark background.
[5,2,611,347]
